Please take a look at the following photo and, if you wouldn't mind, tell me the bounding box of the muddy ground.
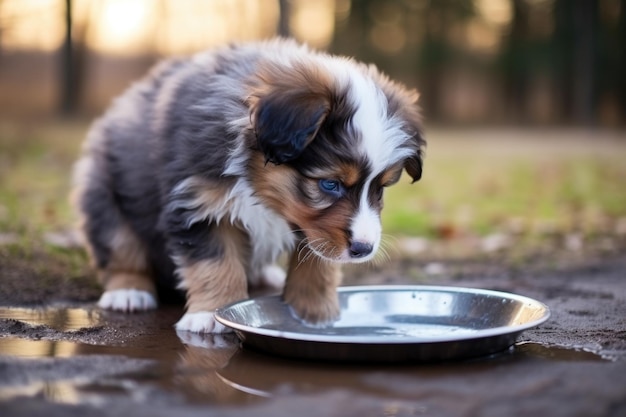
[0,246,625,417]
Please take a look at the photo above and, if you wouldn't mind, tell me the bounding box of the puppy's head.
[248,57,424,264]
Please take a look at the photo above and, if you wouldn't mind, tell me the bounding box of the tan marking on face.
[298,200,353,259]
[301,162,362,188]
[248,153,308,217]
[340,163,362,187]
[249,154,354,261]
[379,164,404,187]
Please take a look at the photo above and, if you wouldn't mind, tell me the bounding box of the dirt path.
[0,251,625,416]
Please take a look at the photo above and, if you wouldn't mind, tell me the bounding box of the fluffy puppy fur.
[72,39,425,333]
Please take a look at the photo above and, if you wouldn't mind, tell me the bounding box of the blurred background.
[0,0,625,267]
[1,0,624,124]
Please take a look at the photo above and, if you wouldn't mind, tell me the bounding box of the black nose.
[349,241,373,258]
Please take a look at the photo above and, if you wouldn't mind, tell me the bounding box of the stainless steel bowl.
[215,285,550,362]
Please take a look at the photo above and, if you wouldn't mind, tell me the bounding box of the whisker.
[312,240,334,266]
[379,234,399,259]
[297,237,324,265]
[381,233,399,244]
[374,246,391,266]
[297,239,311,260]
[302,239,328,266]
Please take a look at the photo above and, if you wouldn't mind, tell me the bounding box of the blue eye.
[319,179,339,191]
[319,179,343,197]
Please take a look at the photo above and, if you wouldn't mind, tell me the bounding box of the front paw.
[98,289,157,312]
[284,292,340,327]
[175,311,233,334]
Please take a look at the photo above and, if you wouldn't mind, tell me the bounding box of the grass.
[0,119,92,286]
[0,120,85,235]
[1,120,625,256]
[382,128,626,242]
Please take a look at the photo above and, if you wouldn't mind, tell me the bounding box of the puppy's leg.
[283,245,342,326]
[95,223,157,312]
[174,222,249,334]
[72,156,157,312]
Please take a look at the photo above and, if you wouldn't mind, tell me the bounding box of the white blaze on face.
[348,71,413,171]
[340,70,411,263]
[347,178,382,263]
[319,61,414,263]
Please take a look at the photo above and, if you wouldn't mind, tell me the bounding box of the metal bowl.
[215,285,550,362]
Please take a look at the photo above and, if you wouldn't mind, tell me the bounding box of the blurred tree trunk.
[571,0,596,125]
[502,0,530,123]
[419,1,475,122]
[60,0,88,116]
[0,0,3,56]
[554,0,598,125]
[278,0,291,37]
[616,0,626,124]
[60,0,74,114]
[553,0,573,123]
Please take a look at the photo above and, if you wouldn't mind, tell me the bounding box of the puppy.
[72,39,425,333]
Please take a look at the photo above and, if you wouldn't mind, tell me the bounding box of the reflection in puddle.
[0,337,85,358]
[215,340,609,398]
[0,306,102,331]
[0,379,120,406]
[0,380,84,404]
[514,341,610,362]
[0,305,611,407]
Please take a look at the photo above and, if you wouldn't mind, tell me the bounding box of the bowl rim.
[215,285,551,345]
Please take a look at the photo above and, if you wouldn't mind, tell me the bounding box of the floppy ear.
[253,90,331,164]
[404,130,425,183]
[248,60,336,165]
[395,100,425,183]
[384,83,425,183]
[365,65,425,183]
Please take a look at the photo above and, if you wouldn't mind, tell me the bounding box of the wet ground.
[1,255,626,417]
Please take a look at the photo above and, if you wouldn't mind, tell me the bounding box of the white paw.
[98,289,157,312]
[175,311,232,334]
[259,264,286,289]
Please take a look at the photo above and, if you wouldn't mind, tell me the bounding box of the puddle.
[0,306,102,332]
[0,305,612,407]
[214,340,610,398]
[514,340,611,362]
